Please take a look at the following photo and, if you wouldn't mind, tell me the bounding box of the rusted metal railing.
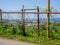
[0,12,60,14]
[0,0,60,38]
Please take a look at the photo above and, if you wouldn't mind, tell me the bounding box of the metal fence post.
[0,9,2,25]
[37,6,40,36]
[21,5,26,36]
[47,0,50,38]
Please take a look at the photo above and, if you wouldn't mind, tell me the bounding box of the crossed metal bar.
[0,12,60,14]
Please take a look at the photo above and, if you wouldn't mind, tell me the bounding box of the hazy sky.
[0,0,60,19]
[0,0,60,11]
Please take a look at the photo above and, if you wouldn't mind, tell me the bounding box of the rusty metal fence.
[0,0,60,38]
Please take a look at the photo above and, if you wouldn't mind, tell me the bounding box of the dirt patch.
[0,37,39,45]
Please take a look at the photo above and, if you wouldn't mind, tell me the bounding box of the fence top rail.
[21,9,37,10]
[0,12,60,14]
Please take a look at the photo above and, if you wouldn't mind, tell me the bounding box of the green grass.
[0,23,60,45]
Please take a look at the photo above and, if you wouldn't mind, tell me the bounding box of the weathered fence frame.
[0,0,60,38]
[21,6,40,36]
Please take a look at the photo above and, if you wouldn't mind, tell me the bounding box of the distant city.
[2,18,60,23]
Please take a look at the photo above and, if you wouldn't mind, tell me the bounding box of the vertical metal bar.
[47,0,50,37]
[0,9,2,25]
[37,6,40,36]
[22,5,25,36]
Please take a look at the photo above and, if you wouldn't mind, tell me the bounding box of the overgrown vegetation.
[0,22,60,45]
